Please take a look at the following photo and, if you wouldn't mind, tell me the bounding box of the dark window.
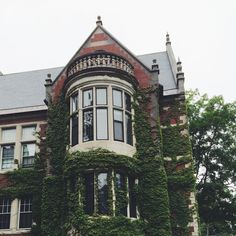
[113,89,122,108]
[125,93,131,112]
[84,173,94,215]
[0,198,11,229]
[113,109,123,141]
[115,173,127,216]
[97,173,108,215]
[71,114,78,146]
[125,113,133,145]
[22,143,35,168]
[96,88,107,105]
[83,109,93,142]
[71,93,78,113]
[129,177,137,218]
[19,197,32,228]
[1,145,14,169]
[96,108,108,140]
[83,89,93,107]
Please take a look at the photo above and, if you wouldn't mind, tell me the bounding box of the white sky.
[0,0,235,102]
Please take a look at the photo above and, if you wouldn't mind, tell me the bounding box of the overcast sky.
[0,0,235,102]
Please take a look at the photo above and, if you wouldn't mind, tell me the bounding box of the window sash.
[84,173,94,215]
[125,113,133,145]
[1,128,16,143]
[1,145,14,169]
[0,198,11,229]
[71,114,79,146]
[96,88,107,105]
[19,197,32,229]
[97,173,108,215]
[83,109,94,142]
[22,126,36,141]
[113,109,124,141]
[96,108,108,140]
[83,89,93,108]
[112,89,123,108]
[71,93,78,113]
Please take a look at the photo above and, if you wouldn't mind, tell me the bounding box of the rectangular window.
[71,114,78,146]
[19,197,32,229]
[125,93,131,112]
[113,89,122,108]
[83,109,93,142]
[1,145,14,169]
[0,198,11,229]
[125,113,133,145]
[84,173,94,215]
[96,108,108,140]
[129,177,137,218]
[97,173,108,215]
[83,89,93,107]
[113,109,123,141]
[71,93,78,113]
[1,128,16,143]
[22,126,36,141]
[96,88,107,105]
[22,143,35,168]
[115,173,127,216]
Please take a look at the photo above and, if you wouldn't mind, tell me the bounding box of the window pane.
[71,114,78,146]
[98,173,108,215]
[1,145,14,169]
[96,88,107,105]
[0,198,11,229]
[83,89,93,107]
[84,173,94,215]
[22,144,35,167]
[129,177,137,218]
[125,113,133,145]
[2,128,16,143]
[113,89,122,107]
[83,109,93,142]
[114,109,123,122]
[115,173,127,216]
[96,109,108,140]
[125,93,131,112]
[22,126,36,140]
[71,93,78,113]
[114,110,123,141]
[19,197,32,228]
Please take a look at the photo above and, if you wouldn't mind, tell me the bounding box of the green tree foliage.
[186,90,236,236]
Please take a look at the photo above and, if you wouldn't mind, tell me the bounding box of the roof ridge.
[137,51,166,57]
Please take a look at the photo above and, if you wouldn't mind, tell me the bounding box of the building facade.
[0,17,199,236]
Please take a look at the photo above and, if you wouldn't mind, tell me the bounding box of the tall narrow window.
[0,198,11,229]
[129,177,137,218]
[113,109,123,141]
[71,93,79,146]
[1,145,14,169]
[97,173,108,215]
[125,93,131,112]
[96,109,108,140]
[22,143,35,168]
[83,109,93,141]
[19,197,32,229]
[125,93,133,145]
[84,173,94,215]
[71,114,78,146]
[115,173,127,216]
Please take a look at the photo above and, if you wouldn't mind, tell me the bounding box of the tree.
[186,90,236,236]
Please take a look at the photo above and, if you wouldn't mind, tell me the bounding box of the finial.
[177,57,182,72]
[166,32,171,45]
[96,16,103,26]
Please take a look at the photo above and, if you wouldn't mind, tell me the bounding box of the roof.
[0,52,178,115]
[0,67,63,115]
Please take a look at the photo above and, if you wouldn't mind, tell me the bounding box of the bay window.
[69,86,133,146]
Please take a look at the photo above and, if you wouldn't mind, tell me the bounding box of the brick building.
[0,17,199,235]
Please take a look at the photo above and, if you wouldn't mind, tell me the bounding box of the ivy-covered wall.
[0,87,198,236]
